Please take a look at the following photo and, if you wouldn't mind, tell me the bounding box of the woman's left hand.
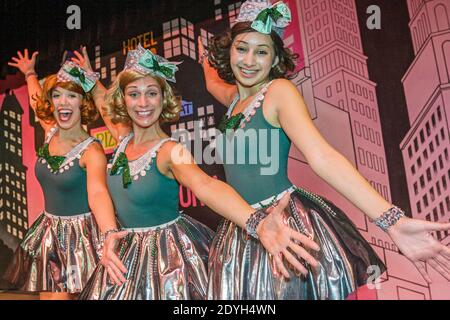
[387,216,450,283]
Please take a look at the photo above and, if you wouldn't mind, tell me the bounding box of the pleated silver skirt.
[208,186,386,300]
[3,211,100,293]
[78,214,214,300]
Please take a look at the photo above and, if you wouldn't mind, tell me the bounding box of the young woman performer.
[75,45,317,300]
[4,50,123,299]
[200,0,450,299]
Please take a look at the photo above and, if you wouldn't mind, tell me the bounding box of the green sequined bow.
[217,113,245,133]
[37,144,66,171]
[110,152,132,188]
[61,64,98,92]
[251,2,291,34]
[138,50,179,83]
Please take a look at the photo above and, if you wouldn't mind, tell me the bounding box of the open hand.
[8,49,38,75]
[388,216,450,283]
[71,46,93,72]
[257,194,320,279]
[100,230,129,286]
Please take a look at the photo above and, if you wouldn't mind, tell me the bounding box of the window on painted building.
[408,146,413,158]
[414,138,418,152]
[437,107,442,121]
[423,194,429,207]
[429,141,434,153]
[433,161,437,173]
[18,231,23,240]
[446,196,450,211]
[419,130,425,143]
[411,165,416,175]
[423,149,428,160]
[433,208,438,221]
[417,156,422,168]
[443,176,447,190]
[228,2,242,26]
[437,181,441,196]
[420,175,425,188]
[435,135,440,147]
[441,128,445,140]
[416,201,421,213]
[414,182,418,195]
[439,202,445,216]
[427,168,431,182]
[431,114,436,127]
[430,187,435,201]
[426,122,431,136]
[439,156,444,170]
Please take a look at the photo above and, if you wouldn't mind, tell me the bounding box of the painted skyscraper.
[0,91,29,244]
[400,0,450,299]
[284,0,450,299]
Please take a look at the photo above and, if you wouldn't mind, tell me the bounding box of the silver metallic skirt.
[3,211,100,293]
[208,186,386,300]
[78,214,214,300]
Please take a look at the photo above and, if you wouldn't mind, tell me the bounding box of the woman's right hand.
[71,46,94,72]
[8,49,38,75]
[100,230,129,286]
[257,194,321,279]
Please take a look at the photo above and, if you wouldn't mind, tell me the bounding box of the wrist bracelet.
[97,228,121,259]
[373,206,405,232]
[199,50,209,65]
[245,209,268,239]
[25,71,37,81]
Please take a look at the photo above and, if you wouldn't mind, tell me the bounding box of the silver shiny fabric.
[208,188,385,300]
[78,214,214,300]
[3,211,100,293]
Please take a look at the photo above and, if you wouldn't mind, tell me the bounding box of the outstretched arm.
[72,47,131,141]
[81,142,128,285]
[198,37,237,107]
[271,78,450,283]
[8,49,54,132]
[159,141,321,278]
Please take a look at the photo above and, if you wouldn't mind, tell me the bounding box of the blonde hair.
[104,70,181,125]
[34,74,98,125]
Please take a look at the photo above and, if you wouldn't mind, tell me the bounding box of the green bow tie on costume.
[110,152,132,188]
[63,66,97,92]
[251,2,291,35]
[37,144,66,172]
[217,113,245,133]
[138,51,178,83]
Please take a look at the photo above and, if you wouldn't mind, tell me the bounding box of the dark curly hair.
[207,21,299,84]
[35,74,98,125]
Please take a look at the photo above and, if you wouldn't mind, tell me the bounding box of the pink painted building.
[400,0,450,299]
[285,0,449,299]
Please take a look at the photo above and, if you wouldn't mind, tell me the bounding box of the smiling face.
[230,31,279,88]
[123,75,163,128]
[51,86,83,130]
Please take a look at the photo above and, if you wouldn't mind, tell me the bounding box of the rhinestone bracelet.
[96,228,121,259]
[199,50,209,65]
[373,206,405,232]
[245,209,268,240]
